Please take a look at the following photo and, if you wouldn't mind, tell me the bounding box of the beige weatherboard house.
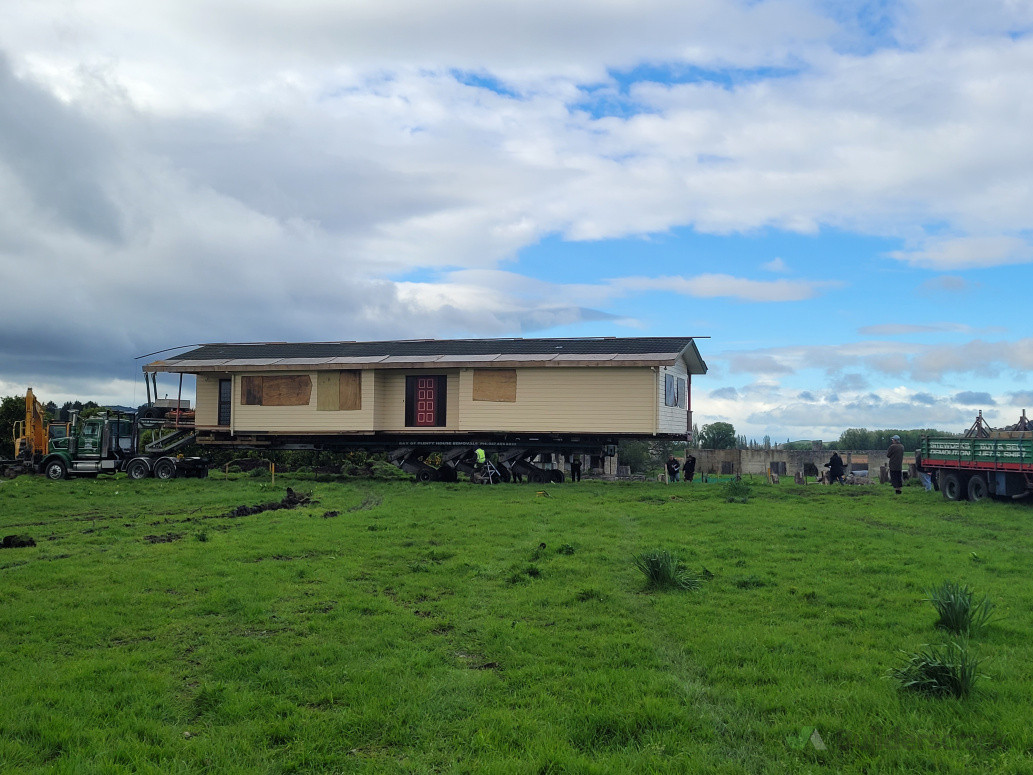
[144,337,707,445]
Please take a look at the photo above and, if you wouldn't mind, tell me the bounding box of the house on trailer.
[144,337,707,476]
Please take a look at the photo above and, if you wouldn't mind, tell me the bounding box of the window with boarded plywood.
[472,369,517,402]
[664,373,687,408]
[240,375,312,406]
[317,371,362,411]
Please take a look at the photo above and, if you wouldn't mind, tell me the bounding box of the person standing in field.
[684,453,696,483]
[666,455,680,483]
[824,451,845,485]
[569,456,582,482]
[887,435,904,494]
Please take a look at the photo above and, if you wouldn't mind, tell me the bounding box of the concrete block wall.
[692,448,885,478]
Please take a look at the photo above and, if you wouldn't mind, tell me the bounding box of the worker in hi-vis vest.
[474,448,486,469]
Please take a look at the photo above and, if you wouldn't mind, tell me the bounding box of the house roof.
[144,337,708,374]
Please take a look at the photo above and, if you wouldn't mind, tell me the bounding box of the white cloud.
[714,338,1033,383]
[890,236,1033,270]
[617,274,838,301]
[1,0,1033,447]
[919,275,971,293]
[857,322,1002,336]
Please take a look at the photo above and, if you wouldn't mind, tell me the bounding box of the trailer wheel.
[549,470,565,484]
[415,468,434,483]
[126,460,150,480]
[154,459,177,480]
[44,459,67,481]
[528,470,546,484]
[967,474,989,502]
[436,465,458,482]
[941,471,965,501]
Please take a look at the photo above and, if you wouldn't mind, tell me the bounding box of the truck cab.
[43,413,134,479]
[41,411,206,480]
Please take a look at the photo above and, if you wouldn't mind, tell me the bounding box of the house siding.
[195,374,223,427]
[193,364,673,436]
[228,371,376,432]
[372,370,460,430]
[457,366,656,433]
[657,362,690,436]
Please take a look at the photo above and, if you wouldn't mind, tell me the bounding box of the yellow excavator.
[2,389,66,478]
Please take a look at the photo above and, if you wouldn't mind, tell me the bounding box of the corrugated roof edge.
[146,336,708,374]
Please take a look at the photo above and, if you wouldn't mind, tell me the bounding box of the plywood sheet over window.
[664,374,687,409]
[317,371,361,411]
[241,375,312,406]
[473,369,517,402]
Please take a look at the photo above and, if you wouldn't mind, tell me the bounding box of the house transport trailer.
[921,413,1033,501]
[143,336,708,482]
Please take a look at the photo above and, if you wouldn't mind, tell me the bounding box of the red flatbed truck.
[921,412,1033,501]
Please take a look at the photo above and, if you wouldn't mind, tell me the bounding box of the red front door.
[415,376,438,426]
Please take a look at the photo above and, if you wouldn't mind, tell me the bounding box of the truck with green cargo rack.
[920,412,1033,501]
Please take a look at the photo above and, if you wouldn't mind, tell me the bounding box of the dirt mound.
[1,535,36,548]
[225,488,313,517]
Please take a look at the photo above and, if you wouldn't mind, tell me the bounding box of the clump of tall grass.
[927,581,995,635]
[890,640,983,699]
[633,548,700,591]
[724,477,751,503]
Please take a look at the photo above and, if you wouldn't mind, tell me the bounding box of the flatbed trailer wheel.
[154,459,177,480]
[967,474,989,502]
[126,460,150,480]
[941,471,966,501]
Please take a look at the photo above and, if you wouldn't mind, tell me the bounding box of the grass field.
[1,473,1031,774]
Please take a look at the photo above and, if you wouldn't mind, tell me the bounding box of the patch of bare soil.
[144,533,183,544]
[224,488,313,517]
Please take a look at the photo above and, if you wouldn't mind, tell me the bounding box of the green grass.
[926,580,996,635]
[633,548,701,591]
[2,475,1033,773]
[890,640,984,699]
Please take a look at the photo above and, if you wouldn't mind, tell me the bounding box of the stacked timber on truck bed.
[143,337,707,447]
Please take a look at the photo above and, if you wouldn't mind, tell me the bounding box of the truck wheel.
[154,459,177,480]
[967,474,989,502]
[44,459,67,481]
[941,471,965,501]
[126,460,150,480]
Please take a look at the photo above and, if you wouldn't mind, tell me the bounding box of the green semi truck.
[39,409,208,481]
[920,413,1033,501]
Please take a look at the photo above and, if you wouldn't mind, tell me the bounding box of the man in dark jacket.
[683,453,696,483]
[824,451,845,485]
[887,435,905,494]
[666,455,680,482]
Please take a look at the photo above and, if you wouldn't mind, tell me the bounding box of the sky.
[2,0,1033,443]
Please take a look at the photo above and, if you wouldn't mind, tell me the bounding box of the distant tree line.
[833,428,956,451]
